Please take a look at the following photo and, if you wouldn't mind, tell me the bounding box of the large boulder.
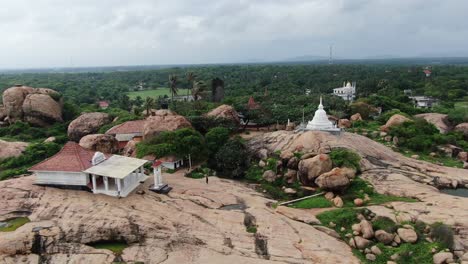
[2,85,63,126]
[0,106,6,121]
[143,110,192,140]
[375,230,394,245]
[455,123,468,138]
[205,104,240,124]
[79,134,119,154]
[298,154,332,186]
[397,228,417,243]
[338,119,351,128]
[0,140,28,160]
[123,139,137,157]
[414,113,450,134]
[350,113,362,122]
[315,168,351,191]
[67,112,112,142]
[380,114,411,132]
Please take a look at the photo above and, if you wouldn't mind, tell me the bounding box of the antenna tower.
[329,44,333,64]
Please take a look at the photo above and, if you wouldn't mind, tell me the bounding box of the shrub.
[245,165,263,182]
[372,216,397,233]
[214,137,250,179]
[430,222,454,250]
[329,148,361,171]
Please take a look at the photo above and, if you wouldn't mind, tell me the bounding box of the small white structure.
[30,142,149,198]
[305,97,340,132]
[160,156,183,170]
[332,81,356,101]
[409,96,438,108]
[149,160,172,193]
[84,154,148,197]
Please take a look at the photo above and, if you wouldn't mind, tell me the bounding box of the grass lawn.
[88,241,128,254]
[289,196,333,209]
[126,88,172,100]
[0,217,30,232]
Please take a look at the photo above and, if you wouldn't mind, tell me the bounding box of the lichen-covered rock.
[380,114,411,132]
[414,113,450,134]
[262,170,277,183]
[315,168,351,191]
[298,154,332,186]
[143,110,192,140]
[0,140,28,160]
[375,230,394,245]
[205,104,240,124]
[67,112,112,142]
[79,134,119,154]
[2,85,63,126]
[397,228,417,243]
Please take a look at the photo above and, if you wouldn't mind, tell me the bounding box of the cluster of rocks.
[336,113,362,129]
[259,149,357,194]
[1,85,63,127]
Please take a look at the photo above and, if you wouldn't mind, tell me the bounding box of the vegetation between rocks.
[0,217,30,232]
[87,241,128,254]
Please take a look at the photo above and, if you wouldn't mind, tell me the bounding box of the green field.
[126,88,172,99]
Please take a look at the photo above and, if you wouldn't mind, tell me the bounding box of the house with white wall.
[30,142,149,197]
[105,120,145,149]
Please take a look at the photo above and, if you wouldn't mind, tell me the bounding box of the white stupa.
[305,96,340,131]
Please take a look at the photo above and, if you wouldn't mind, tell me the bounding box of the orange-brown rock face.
[143,110,192,140]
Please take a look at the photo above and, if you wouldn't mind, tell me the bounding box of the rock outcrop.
[67,112,112,142]
[143,110,192,140]
[455,123,468,138]
[0,173,359,263]
[338,119,351,128]
[380,114,411,132]
[350,113,362,122]
[79,134,119,154]
[315,168,352,191]
[297,154,332,186]
[414,113,450,134]
[205,104,240,124]
[0,140,28,160]
[1,85,63,126]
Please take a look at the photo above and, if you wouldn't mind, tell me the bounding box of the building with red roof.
[99,101,109,109]
[105,120,146,149]
[247,96,260,110]
[30,141,149,197]
[423,69,432,77]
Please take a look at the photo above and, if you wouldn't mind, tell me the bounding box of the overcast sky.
[1,0,468,68]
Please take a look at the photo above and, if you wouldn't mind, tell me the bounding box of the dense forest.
[0,64,467,125]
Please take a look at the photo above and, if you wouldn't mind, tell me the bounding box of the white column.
[104,176,109,191]
[92,174,96,191]
[117,178,122,194]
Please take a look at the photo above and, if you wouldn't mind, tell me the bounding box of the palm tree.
[192,80,206,101]
[143,97,155,116]
[168,74,178,108]
[186,72,196,98]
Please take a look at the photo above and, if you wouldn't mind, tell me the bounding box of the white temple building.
[305,97,341,132]
[333,81,356,101]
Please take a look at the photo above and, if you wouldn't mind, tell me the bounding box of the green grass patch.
[246,226,257,233]
[289,196,333,209]
[316,208,362,237]
[402,151,463,168]
[88,241,128,254]
[342,178,418,207]
[127,88,171,100]
[372,216,398,233]
[0,217,30,232]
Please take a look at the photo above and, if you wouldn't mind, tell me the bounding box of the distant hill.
[283,55,330,62]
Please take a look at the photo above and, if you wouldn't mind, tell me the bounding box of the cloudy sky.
[1,0,467,68]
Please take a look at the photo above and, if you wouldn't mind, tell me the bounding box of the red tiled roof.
[105,120,145,135]
[423,69,432,74]
[99,101,109,107]
[152,160,163,167]
[247,96,260,110]
[30,142,97,172]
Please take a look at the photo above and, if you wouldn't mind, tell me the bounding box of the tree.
[133,95,143,107]
[143,97,155,116]
[168,74,178,106]
[205,127,230,156]
[214,137,250,179]
[192,80,206,101]
[186,72,196,98]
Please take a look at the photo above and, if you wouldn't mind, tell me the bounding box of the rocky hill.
[1,130,468,263]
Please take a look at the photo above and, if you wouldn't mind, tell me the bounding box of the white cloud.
[0,0,467,68]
